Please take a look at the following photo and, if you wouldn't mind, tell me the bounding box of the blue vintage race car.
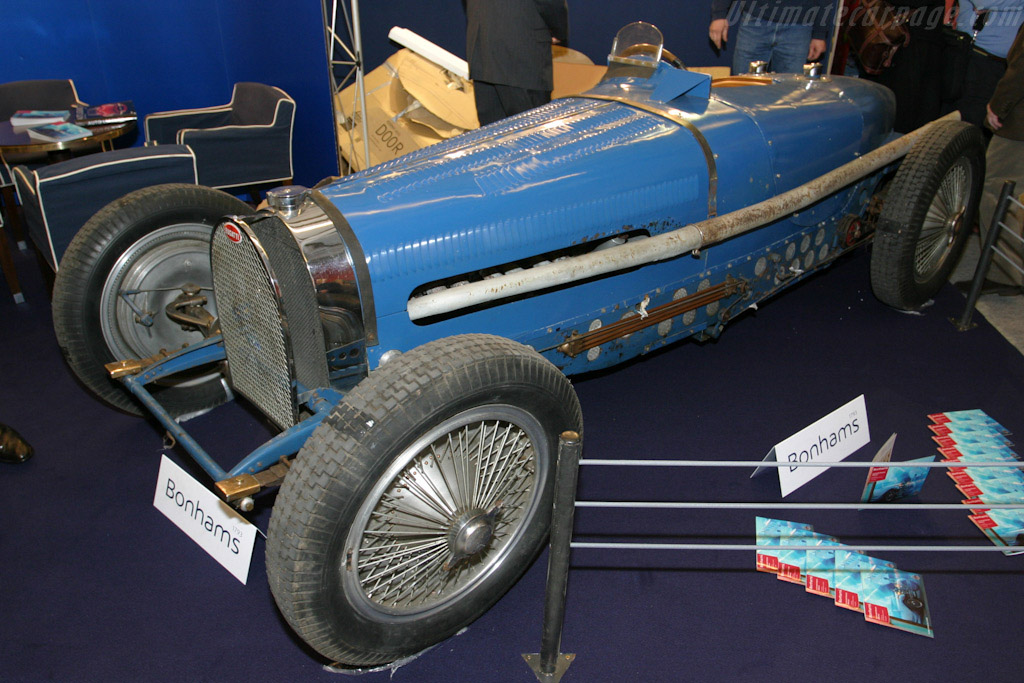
[51,23,983,667]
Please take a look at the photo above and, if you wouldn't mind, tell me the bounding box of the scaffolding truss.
[321,0,369,174]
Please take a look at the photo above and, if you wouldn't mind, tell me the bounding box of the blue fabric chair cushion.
[144,108,231,145]
[178,119,292,189]
[13,145,197,270]
[142,83,294,189]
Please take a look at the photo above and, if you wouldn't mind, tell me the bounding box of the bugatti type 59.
[51,23,983,666]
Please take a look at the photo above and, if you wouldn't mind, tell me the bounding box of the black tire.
[266,334,582,666]
[52,183,252,416]
[870,120,985,310]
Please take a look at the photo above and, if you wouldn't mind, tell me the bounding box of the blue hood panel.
[317,72,895,319]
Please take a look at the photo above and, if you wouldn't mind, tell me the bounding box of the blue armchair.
[144,82,295,191]
[13,145,197,271]
[0,79,88,249]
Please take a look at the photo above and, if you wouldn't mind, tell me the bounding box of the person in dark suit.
[465,0,569,126]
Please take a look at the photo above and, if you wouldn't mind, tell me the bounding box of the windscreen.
[608,21,664,67]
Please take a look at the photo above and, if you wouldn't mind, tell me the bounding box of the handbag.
[845,0,911,74]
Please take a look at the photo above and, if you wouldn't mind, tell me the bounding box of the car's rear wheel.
[870,120,985,310]
[53,183,252,416]
[266,334,582,667]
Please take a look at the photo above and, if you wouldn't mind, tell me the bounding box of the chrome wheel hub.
[447,507,500,566]
[101,223,215,359]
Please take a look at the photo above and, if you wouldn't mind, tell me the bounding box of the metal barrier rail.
[524,433,1024,682]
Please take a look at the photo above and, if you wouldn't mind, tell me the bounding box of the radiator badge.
[223,222,243,244]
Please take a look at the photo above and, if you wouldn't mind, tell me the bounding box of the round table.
[0,118,136,155]
[0,115,136,262]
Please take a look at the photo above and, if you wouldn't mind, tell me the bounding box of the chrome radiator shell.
[210,215,330,430]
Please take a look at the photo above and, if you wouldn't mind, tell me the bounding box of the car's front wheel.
[265,334,582,667]
[52,183,252,416]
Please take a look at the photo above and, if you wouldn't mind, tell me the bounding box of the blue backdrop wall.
[1,2,727,186]
[0,0,337,186]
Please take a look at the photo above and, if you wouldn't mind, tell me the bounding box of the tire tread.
[870,121,985,309]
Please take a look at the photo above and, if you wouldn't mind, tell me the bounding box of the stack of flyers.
[928,410,1024,556]
[951,460,1024,499]
[833,550,896,613]
[969,509,1024,554]
[756,517,813,573]
[776,532,840,585]
[860,566,934,637]
[805,545,838,597]
[933,429,1014,451]
[930,409,1009,433]
[754,517,933,637]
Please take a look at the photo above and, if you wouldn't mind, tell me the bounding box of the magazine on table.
[861,455,934,503]
[10,109,70,127]
[26,122,93,142]
[805,544,842,598]
[857,432,930,504]
[969,508,1024,556]
[74,100,136,126]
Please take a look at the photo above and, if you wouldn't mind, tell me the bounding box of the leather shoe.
[953,279,1024,297]
[0,424,33,463]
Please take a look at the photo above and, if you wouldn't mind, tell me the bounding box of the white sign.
[153,455,257,584]
[768,395,871,497]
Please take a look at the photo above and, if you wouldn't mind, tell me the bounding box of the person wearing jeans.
[709,0,833,74]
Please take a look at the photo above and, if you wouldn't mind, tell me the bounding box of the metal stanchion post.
[524,430,581,683]
[955,180,1015,331]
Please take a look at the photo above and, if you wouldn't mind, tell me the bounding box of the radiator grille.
[211,221,296,429]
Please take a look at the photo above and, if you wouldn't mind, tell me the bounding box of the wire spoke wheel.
[266,334,582,667]
[349,408,542,616]
[915,158,970,282]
